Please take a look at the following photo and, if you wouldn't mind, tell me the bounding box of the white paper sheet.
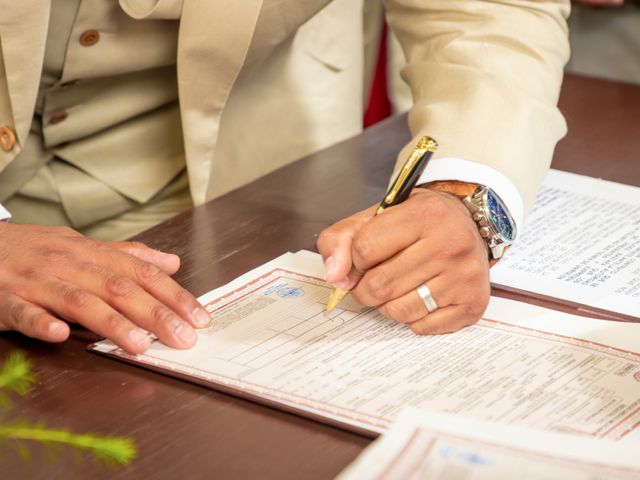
[491,169,640,319]
[92,251,640,440]
[337,408,640,480]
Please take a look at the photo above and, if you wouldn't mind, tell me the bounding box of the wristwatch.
[424,181,517,264]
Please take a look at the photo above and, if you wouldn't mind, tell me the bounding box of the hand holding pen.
[317,136,492,334]
[327,136,438,311]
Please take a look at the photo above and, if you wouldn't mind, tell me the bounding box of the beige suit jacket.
[0,0,570,212]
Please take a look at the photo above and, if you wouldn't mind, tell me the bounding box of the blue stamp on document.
[439,446,491,467]
[277,287,304,298]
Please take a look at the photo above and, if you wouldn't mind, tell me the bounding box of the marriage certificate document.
[91,251,640,441]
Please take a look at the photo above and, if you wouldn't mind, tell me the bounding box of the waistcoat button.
[0,126,16,151]
[80,30,100,47]
[50,111,69,125]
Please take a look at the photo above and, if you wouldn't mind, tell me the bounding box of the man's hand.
[0,223,211,354]
[317,189,490,334]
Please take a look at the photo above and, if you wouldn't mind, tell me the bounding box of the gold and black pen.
[325,136,438,312]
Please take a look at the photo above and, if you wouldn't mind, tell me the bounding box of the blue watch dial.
[486,190,516,242]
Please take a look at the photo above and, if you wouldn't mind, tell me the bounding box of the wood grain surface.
[1,74,639,479]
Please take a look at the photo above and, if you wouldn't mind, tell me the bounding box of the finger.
[349,190,452,276]
[27,278,157,354]
[350,210,421,278]
[408,303,487,336]
[378,274,451,324]
[355,239,488,308]
[55,261,201,348]
[0,292,70,342]
[106,241,180,275]
[91,245,210,329]
[317,205,376,285]
[352,208,487,307]
[351,238,443,306]
[338,201,434,293]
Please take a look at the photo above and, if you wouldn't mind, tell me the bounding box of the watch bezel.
[464,186,517,260]
[480,187,517,244]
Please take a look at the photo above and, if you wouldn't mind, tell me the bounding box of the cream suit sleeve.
[119,0,182,19]
[384,0,570,215]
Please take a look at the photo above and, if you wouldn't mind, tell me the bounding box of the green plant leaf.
[0,352,136,468]
[0,421,137,466]
[0,351,36,401]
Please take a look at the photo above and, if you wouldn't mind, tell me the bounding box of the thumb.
[106,241,181,275]
[317,206,376,289]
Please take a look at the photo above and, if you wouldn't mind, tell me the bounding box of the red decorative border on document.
[101,269,640,441]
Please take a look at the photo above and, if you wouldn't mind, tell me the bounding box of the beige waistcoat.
[0,0,185,228]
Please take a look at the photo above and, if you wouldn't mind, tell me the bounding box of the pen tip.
[326,288,349,312]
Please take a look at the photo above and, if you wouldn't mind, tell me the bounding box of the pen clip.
[379,136,438,213]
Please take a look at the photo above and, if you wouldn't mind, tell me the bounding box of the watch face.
[486,190,516,242]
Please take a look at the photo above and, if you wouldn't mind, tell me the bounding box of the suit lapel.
[0,1,50,145]
[178,0,263,205]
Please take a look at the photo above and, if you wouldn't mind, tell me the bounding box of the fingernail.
[324,256,336,281]
[334,278,351,290]
[154,249,179,264]
[129,328,152,346]
[49,322,63,335]
[162,252,180,266]
[173,321,196,344]
[192,308,211,328]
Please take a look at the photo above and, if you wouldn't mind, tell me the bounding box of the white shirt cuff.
[0,203,10,221]
[418,157,525,238]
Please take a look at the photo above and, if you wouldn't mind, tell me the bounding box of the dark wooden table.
[2,74,639,479]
